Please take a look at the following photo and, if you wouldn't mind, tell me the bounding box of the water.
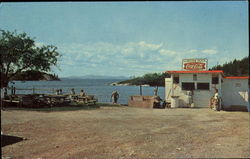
[5,79,165,104]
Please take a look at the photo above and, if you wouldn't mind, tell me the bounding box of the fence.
[1,86,56,97]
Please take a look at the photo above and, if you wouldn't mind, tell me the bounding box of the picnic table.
[75,95,98,105]
[44,94,71,106]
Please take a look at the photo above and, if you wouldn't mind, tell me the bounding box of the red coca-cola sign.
[182,58,208,70]
[184,62,206,70]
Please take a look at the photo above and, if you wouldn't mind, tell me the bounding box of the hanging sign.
[182,58,208,71]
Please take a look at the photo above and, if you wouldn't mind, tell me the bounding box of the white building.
[222,77,249,109]
[165,70,249,110]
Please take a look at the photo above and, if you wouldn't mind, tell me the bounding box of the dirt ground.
[1,106,250,159]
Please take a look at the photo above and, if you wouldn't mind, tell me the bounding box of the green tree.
[210,56,249,76]
[0,30,61,88]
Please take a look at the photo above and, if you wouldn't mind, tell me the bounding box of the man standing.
[111,91,119,104]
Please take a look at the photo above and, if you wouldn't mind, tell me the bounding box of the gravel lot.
[1,106,250,158]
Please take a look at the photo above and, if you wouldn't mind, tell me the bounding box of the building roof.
[224,76,249,79]
[166,70,223,74]
[166,70,249,79]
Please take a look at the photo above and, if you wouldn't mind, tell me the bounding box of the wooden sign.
[182,58,208,71]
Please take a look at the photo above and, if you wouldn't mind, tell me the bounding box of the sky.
[0,1,248,78]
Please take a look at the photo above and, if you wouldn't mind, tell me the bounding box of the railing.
[2,86,55,95]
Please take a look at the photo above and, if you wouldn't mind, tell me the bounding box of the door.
[193,90,211,107]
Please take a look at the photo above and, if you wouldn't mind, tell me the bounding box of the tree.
[210,56,249,76]
[0,30,61,88]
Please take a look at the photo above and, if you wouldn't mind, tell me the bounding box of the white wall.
[165,74,249,109]
[165,73,219,107]
[165,78,172,102]
[222,79,249,108]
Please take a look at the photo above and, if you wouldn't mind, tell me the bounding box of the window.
[212,77,219,84]
[173,77,179,84]
[197,83,209,90]
[235,83,241,87]
[193,74,197,81]
[182,82,195,90]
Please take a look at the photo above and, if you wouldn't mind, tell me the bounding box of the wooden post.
[11,85,14,95]
[4,88,7,99]
[171,74,174,97]
[154,86,158,96]
[32,86,35,94]
[140,85,142,96]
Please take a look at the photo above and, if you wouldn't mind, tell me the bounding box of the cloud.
[138,41,163,50]
[55,41,221,76]
[56,41,170,76]
[159,49,176,55]
[201,49,217,54]
[188,49,198,53]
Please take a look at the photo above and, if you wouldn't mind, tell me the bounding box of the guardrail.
[2,86,55,95]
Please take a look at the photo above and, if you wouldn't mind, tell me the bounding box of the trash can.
[171,96,179,108]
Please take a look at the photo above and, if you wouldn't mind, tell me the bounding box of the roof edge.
[166,70,224,74]
[224,76,249,79]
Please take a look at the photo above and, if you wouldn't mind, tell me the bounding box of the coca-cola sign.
[182,58,208,71]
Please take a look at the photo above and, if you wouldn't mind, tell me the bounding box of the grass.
[1,103,124,112]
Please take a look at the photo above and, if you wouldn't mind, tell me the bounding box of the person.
[70,88,75,95]
[59,89,63,95]
[111,91,119,104]
[55,89,60,95]
[213,89,220,111]
[79,89,86,96]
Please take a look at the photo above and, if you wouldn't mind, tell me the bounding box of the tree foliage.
[0,30,60,87]
[118,72,170,86]
[13,70,60,81]
[210,56,249,76]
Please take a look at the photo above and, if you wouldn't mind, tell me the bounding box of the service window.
[197,83,209,90]
[212,77,219,84]
[235,83,241,87]
[193,74,197,81]
[173,77,179,84]
[182,82,195,90]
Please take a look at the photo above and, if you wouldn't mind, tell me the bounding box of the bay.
[6,79,165,104]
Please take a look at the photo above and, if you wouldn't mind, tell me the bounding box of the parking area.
[1,106,250,158]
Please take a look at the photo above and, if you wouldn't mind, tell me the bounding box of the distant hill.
[12,70,60,81]
[62,75,129,79]
[210,56,249,76]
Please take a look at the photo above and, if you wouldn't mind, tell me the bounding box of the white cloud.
[188,49,198,53]
[201,49,217,54]
[159,49,176,55]
[56,41,222,76]
[138,41,163,50]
